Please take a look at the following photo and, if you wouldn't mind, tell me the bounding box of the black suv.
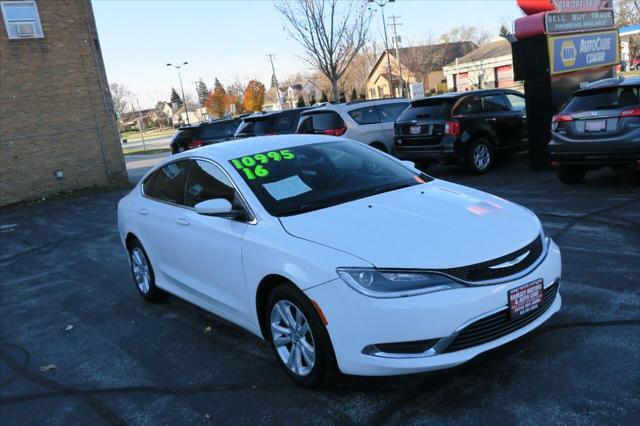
[548,77,640,183]
[170,118,240,154]
[234,107,312,139]
[393,89,528,173]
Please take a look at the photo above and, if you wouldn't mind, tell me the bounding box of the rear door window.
[147,161,189,204]
[482,94,510,112]
[377,102,408,123]
[348,106,381,125]
[506,93,526,112]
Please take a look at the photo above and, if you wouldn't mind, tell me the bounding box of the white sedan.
[117,135,562,387]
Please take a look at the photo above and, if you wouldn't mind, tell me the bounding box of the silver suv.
[296,99,409,153]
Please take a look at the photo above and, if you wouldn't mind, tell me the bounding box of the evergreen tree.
[499,24,510,38]
[196,78,209,106]
[339,92,347,103]
[309,95,317,105]
[170,87,182,106]
[296,95,306,107]
[350,88,357,101]
[320,91,328,102]
[359,91,366,100]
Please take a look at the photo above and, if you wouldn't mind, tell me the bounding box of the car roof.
[302,98,409,115]
[576,76,640,93]
[170,134,340,162]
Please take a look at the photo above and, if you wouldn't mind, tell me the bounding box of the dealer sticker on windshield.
[263,175,311,201]
[230,149,296,180]
[508,279,544,319]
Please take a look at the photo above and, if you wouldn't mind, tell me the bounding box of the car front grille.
[441,281,559,353]
[436,235,544,283]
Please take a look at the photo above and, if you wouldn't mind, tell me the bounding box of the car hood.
[279,180,541,269]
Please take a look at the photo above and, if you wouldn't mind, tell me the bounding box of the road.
[120,135,173,152]
[1,156,639,425]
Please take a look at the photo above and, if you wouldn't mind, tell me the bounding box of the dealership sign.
[548,30,619,74]
[545,10,614,33]
[552,0,612,11]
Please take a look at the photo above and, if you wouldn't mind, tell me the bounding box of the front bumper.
[305,239,562,376]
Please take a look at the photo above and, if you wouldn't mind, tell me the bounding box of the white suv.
[296,99,409,153]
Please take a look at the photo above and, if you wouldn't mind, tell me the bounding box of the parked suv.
[393,89,528,173]
[296,99,409,152]
[548,77,640,183]
[170,118,240,154]
[235,107,312,139]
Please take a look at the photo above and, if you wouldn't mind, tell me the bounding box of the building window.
[1,1,44,39]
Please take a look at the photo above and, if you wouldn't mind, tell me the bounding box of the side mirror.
[194,199,246,220]
[402,160,416,169]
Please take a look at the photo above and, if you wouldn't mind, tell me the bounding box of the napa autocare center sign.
[548,30,619,74]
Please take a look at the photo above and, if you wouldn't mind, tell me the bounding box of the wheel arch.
[255,274,295,339]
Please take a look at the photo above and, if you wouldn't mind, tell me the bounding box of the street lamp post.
[368,0,395,98]
[167,62,190,125]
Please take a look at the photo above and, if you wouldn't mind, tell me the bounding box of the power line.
[387,15,406,97]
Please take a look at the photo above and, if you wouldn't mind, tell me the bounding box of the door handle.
[176,218,190,226]
[485,117,497,122]
[138,208,148,215]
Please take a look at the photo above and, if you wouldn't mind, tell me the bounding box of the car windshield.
[563,86,639,113]
[229,141,431,216]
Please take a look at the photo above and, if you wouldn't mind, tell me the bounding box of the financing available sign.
[545,10,614,33]
[548,30,619,74]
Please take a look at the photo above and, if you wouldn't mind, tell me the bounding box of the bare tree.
[275,0,372,101]
[109,83,132,117]
[439,25,491,47]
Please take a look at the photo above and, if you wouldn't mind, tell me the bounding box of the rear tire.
[128,240,166,301]
[265,284,338,388]
[465,138,494,174]
[556,166,587,184]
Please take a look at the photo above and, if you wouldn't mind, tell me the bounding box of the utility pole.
[267,53,283,109]
[388,15,405,98]
[134,98,146,152]
[167,62,190,125]
[368,0,395,98]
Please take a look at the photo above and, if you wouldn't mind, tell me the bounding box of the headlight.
[337,268,464,298]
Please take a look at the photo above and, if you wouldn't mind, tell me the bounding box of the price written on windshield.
[230,149,296,180]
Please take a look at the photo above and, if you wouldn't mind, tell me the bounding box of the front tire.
[129,240,166,301]
[465,138,494,174]
[266,284,337,388]
[556,165,586,184]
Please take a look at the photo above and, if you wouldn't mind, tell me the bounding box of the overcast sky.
[93,0,523,108]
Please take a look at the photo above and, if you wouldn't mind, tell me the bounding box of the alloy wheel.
[473,143,491,171]
[131,247,151,294]
[270,300,316,376]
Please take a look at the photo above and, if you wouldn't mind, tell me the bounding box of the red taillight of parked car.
[444,121,460,137]
[620,107,640,118]
[187,140,204,150]
[265,131,279,136]
[323,127,347,136]
[551,114,573,131]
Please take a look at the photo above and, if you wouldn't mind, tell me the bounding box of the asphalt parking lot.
[1,156,639,425]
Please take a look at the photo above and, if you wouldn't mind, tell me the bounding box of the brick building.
[0,0,127,206]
